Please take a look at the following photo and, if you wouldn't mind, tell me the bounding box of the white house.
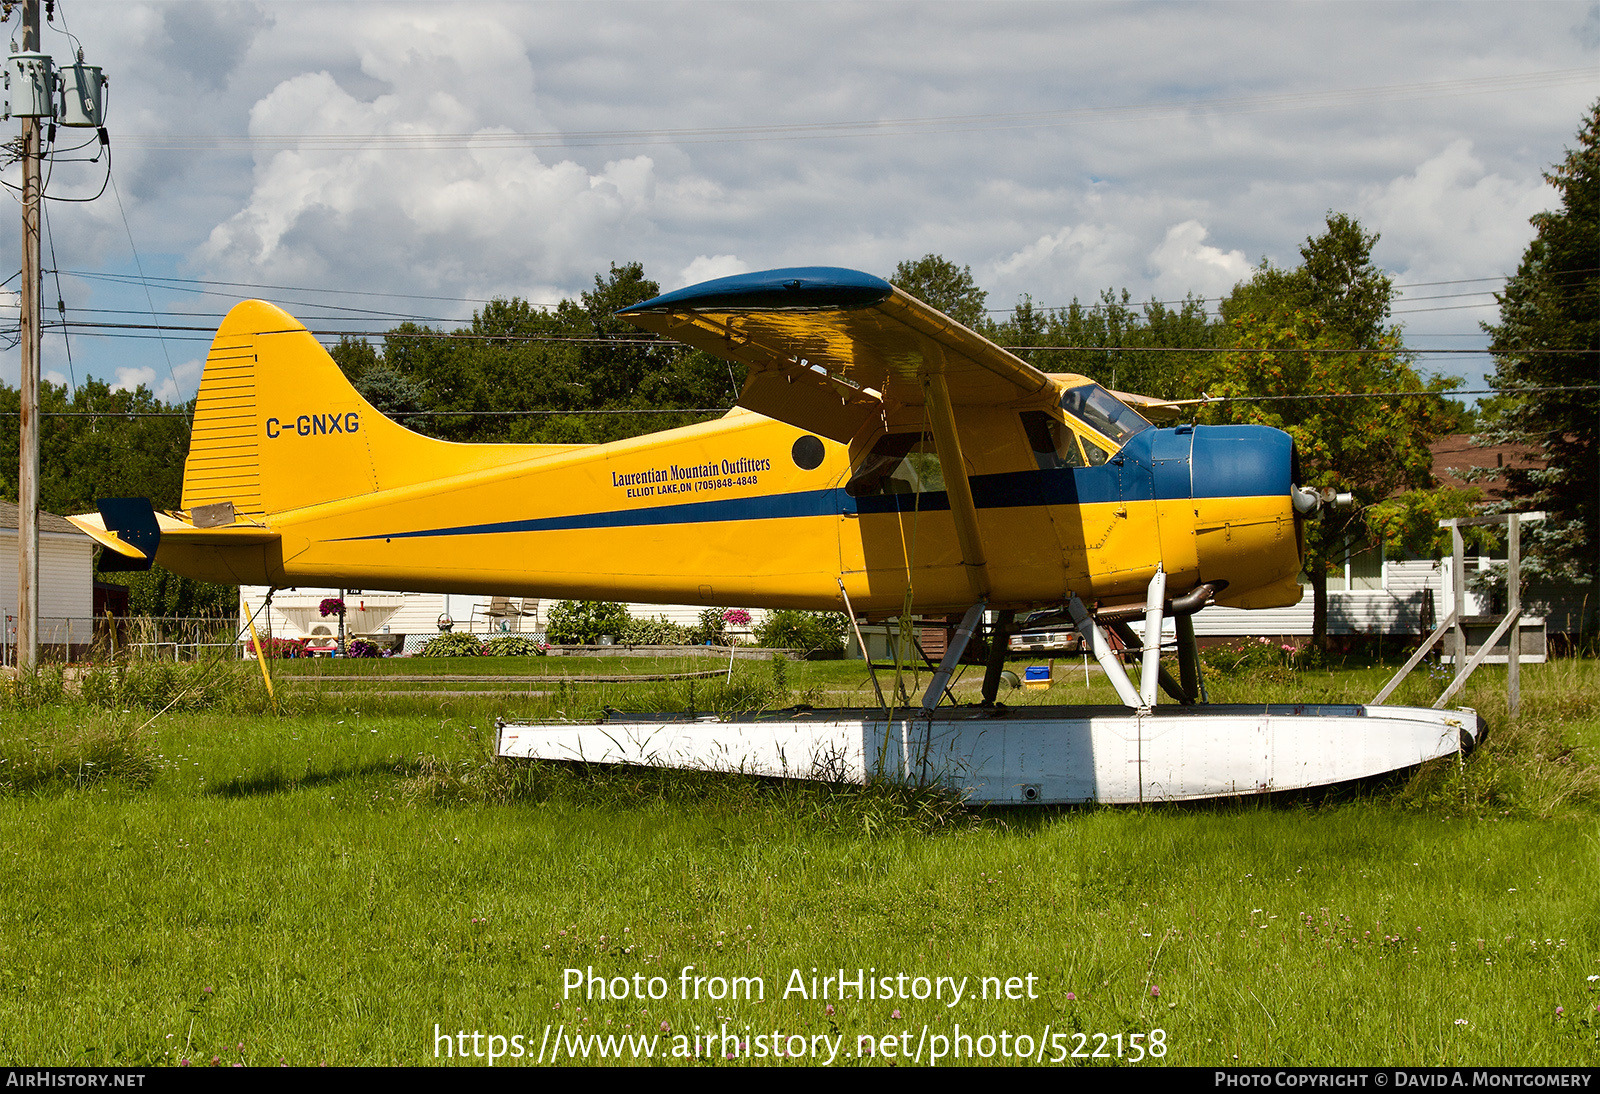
[238,585,771,652]
[0,500,95,662]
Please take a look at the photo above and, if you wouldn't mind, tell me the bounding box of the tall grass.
[0,655,1595,1065]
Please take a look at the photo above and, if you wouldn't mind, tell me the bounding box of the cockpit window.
[846,432,945,497]
[1020,411,1087,470]
[1060,383,1152,448]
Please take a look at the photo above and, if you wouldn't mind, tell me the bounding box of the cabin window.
[1020,411,1088,470]
[1059,383,1152,449]
[846,432,945,497]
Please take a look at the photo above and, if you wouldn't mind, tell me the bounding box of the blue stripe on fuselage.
[338,425,1290,542]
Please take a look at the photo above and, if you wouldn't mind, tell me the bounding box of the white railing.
[1,615,243,666]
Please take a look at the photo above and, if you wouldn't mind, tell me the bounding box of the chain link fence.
[1,615,243,666]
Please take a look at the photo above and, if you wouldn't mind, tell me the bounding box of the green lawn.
[1,654,1595,1066]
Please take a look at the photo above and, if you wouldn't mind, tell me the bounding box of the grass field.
[1,650,1596,1067]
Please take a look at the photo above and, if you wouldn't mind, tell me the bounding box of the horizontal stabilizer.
[69,501,280,573]
[84,498,159,573]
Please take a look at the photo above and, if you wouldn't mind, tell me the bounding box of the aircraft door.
[839,430,972,612]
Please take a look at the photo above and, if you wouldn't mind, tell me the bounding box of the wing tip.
[620,267,893,316]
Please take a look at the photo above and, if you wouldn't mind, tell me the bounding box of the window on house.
[1326,536,1384,592]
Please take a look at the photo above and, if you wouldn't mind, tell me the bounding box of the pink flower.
[1065,992,1077,1001]
[825,1003,835,1016]
[891,1009,902,1020]
[1150,986,1161,998]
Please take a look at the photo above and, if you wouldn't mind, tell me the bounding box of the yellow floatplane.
[69,268,1480,803]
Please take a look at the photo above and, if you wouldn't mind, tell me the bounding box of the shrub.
[481,635,548,657]
[418,633,484,657]
[345,638,383,658]
[546,601,631,645]
[620,614,692,645]
[752,610,848,655]
[1201,636,1300,676]
[247,635,308,659]
[690,607,730,646]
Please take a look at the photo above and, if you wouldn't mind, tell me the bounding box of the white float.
[496,702,1482,805]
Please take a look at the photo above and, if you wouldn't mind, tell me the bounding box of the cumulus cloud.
[111,366,157,393]
[154,1,272,92]
[1363,140,1556,284]
[987,223,1140,303]
[194,9,706,297]
[1148,221,1252,301]
[674,255,750,288]
[111,359,202,403]
[20,1,1588,398]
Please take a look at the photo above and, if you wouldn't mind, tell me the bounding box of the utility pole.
[16,0,41,672]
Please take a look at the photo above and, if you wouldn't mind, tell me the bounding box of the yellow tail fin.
[182,300,575,518]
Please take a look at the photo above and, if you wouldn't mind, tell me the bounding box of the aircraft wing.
[618,267,1056,442]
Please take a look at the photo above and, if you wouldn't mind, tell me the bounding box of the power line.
[64,269,528,307]
[1,407,736,419]
[6,387,1597,421]
[111,66,1600,153]
[25,317,1600,357]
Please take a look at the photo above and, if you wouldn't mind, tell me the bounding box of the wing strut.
[920,367,989,602]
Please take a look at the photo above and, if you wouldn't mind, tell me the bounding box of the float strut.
[1068,595,1143,709]
[1110,621,1191,706]
[1140,567,1167,708]
[920,600,986,716]
[1176,614,1202,704]
[980,608,1016,706]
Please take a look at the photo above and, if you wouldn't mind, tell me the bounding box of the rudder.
[184,301,451,518]
[183,300,588,520]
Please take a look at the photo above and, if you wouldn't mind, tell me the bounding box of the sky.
[1,0,1596,404]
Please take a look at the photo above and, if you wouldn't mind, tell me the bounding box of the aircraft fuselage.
[157,404,1302,616]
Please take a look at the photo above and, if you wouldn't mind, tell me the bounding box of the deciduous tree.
[1207,214,1457,646]
[890,255,989,329]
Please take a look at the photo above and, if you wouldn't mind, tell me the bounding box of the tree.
[990,288,1223,397]
[0,378,239,616]
[1484,100,1600,611]
[349,262,740,447]
[354,368,427,431]
[1207,214,1458,647]
[890,255,989,329]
